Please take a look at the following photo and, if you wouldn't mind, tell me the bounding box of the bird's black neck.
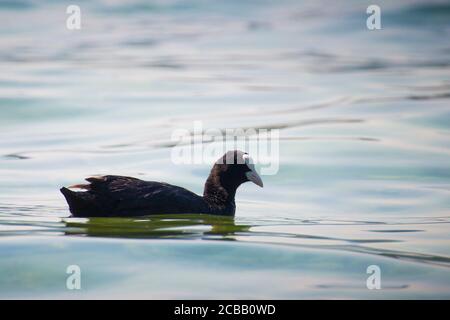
[203,165,238,209]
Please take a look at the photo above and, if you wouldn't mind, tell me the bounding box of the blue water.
[1,0,450,299]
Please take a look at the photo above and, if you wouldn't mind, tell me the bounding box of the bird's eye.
[243,154,256,171]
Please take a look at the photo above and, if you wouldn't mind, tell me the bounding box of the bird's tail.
[60,187,97,217]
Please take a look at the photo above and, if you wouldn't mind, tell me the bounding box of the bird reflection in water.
[64,214,251,240]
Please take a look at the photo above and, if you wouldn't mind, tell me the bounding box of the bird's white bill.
[245,171,264,188]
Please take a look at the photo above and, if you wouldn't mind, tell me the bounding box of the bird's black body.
[61,175,213,217]
[60,150,263,217]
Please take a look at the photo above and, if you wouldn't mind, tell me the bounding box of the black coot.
[60,150,263,217]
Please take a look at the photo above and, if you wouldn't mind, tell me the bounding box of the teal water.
[1,0,450,299]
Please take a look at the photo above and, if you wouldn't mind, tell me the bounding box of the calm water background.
[1,0,450,299]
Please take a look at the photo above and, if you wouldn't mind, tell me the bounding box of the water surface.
[1,0,450,299]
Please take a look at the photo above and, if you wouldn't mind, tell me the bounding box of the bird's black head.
[203,150,263,207]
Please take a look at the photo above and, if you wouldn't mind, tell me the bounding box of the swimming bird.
[60,150,263,217]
